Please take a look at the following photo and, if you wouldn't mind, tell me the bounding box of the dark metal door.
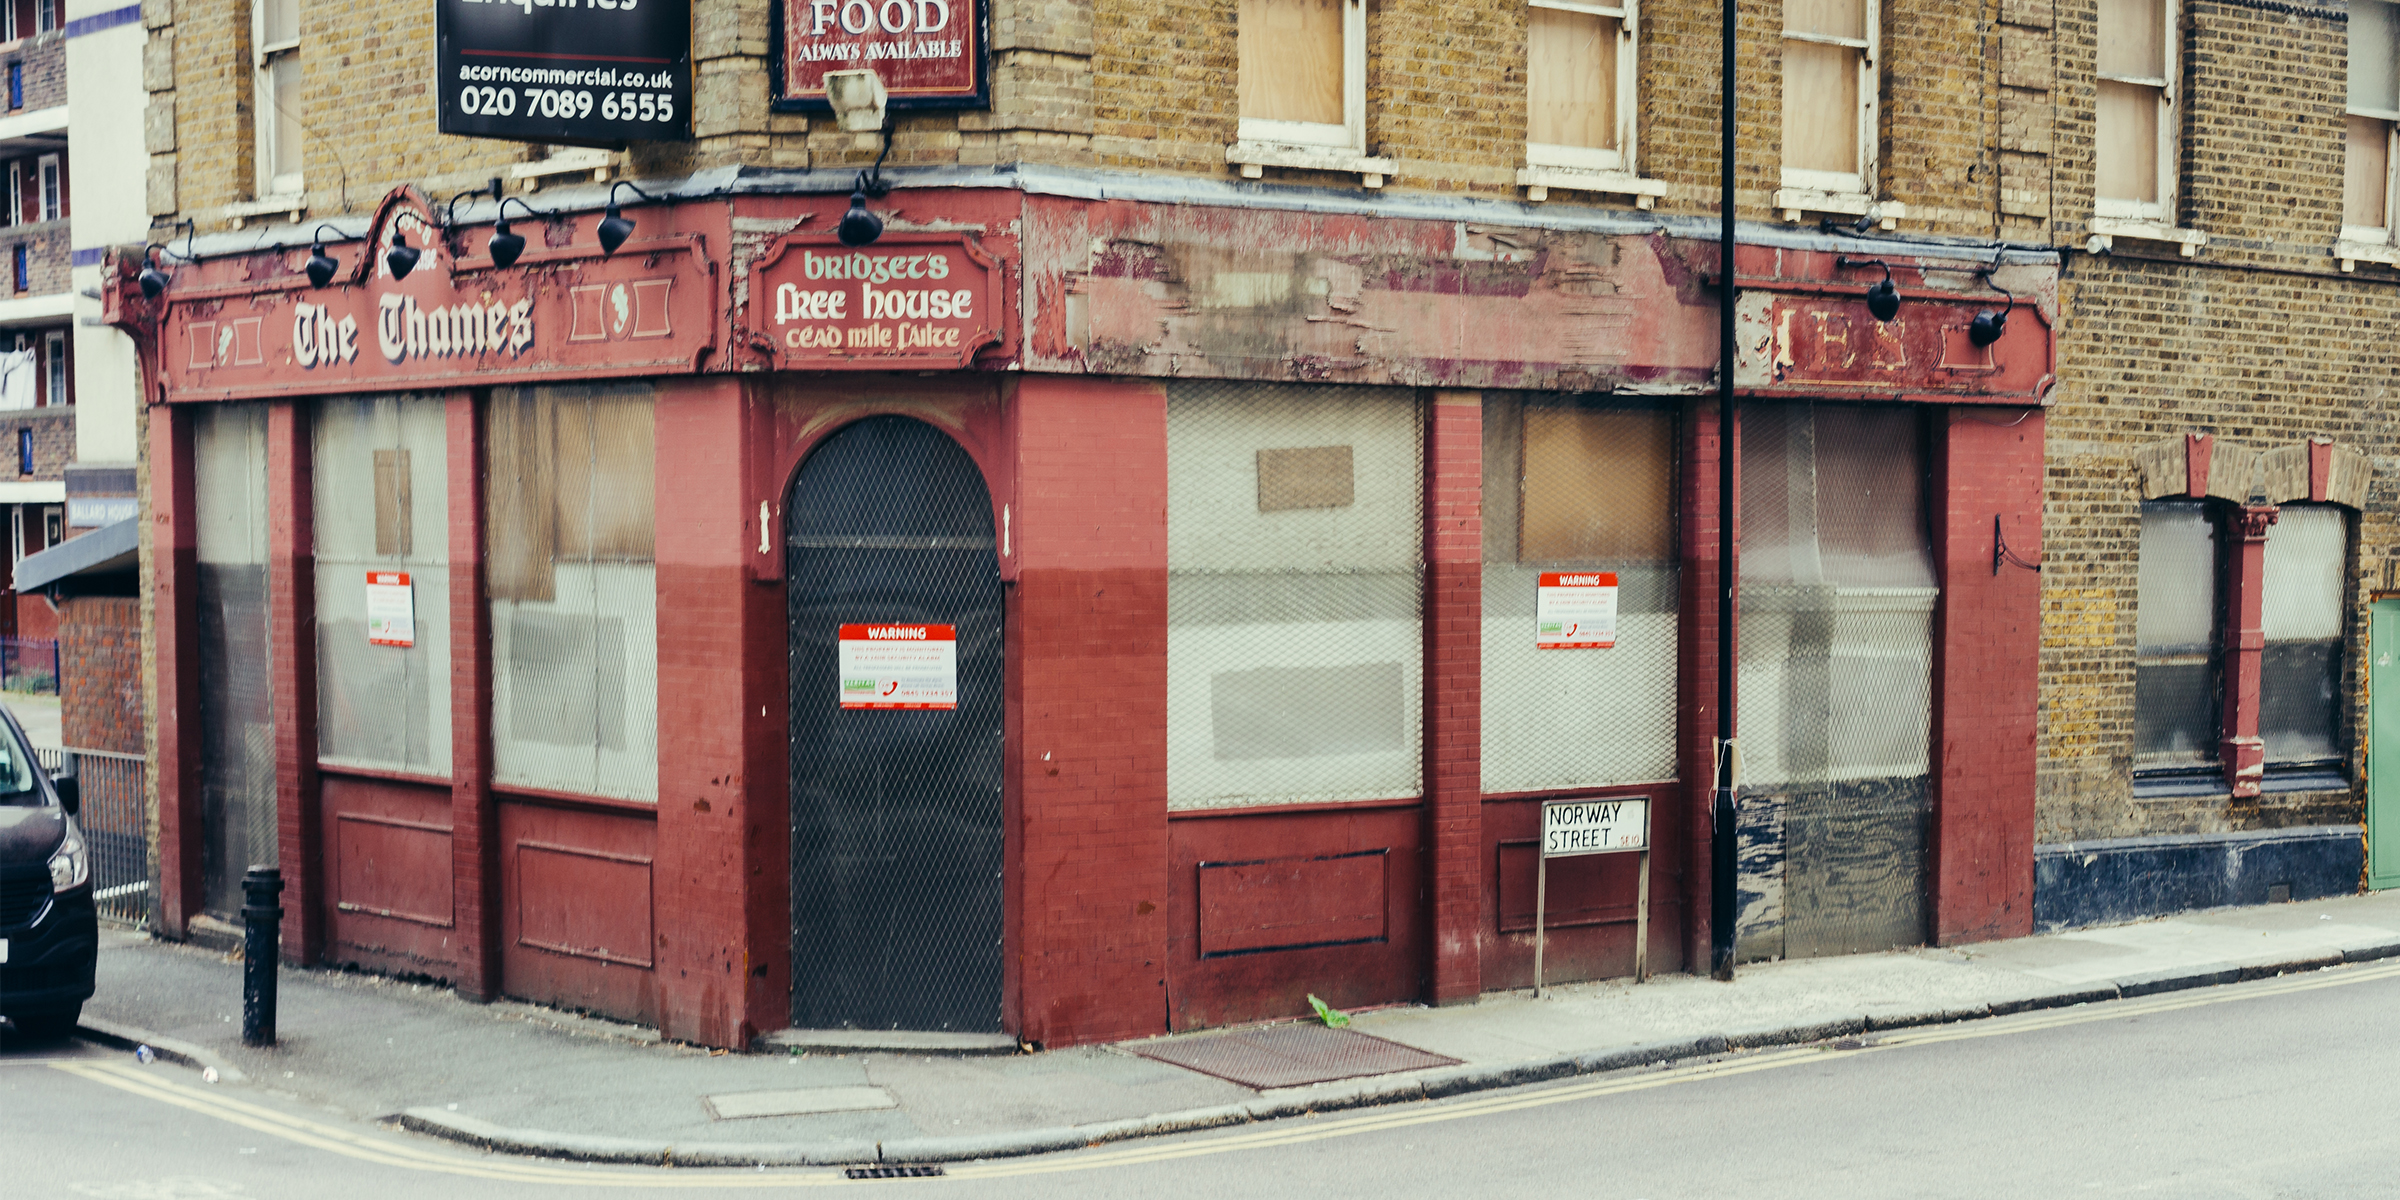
[787,416,1004,1031]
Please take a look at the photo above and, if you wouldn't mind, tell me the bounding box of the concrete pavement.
[68,889,2400,1166]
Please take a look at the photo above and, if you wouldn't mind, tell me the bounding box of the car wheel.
[9,1005,82,1042]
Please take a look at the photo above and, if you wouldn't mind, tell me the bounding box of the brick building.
[118,0,2082,1049]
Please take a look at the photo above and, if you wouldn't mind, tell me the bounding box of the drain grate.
[846,1166,946,1179]
[1127,1022,1460,1090]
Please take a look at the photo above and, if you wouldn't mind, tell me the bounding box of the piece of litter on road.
[134,1045,155,1064]
[239,1147,257,1155]
[446,1103,459,1111]
[703,1086,899,1120]
[202,1067,219,1084]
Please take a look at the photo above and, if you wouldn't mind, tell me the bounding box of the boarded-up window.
[1781,0,1871,189]
[2133,499,2220,767]
[2351,2,2400,235]
[2096,0,2172,214]
[314,396,450,778]
[1482,398,1677,794]
[193,404,276,920]
[2260,505,2347,764]
[1526,0,1632,171]
[1240,0,1341,124]
[487,385,658,802]
[1167,382,1421,810]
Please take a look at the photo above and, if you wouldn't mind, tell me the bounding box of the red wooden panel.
[1495,840,1635,933]
[1197,851,1386,957]
[334,813,454,927]
[517,841,654,968]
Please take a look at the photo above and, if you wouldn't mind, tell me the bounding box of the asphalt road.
[10,962,2399,1199]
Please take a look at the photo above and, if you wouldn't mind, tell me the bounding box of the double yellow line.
[57,957,2400,1187]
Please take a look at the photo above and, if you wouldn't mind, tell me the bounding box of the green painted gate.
[2371,600,2400,889]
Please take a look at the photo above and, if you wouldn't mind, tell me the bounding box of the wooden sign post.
[1534,797,1651,998]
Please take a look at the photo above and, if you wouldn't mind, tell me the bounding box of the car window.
[0,714,39,805]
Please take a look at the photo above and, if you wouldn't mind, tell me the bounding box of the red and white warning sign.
[366,571,415,647]
[838,624,958,709]
[1536,572,1617,649]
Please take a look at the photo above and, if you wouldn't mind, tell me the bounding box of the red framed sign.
[745,231,1007,370]
[774,0,987,111]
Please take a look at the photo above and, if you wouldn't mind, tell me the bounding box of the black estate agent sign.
[438,0,694,143]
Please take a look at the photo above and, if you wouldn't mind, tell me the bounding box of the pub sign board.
[772,0,988,111]
[437,0,694,144]
[746,231,1007,369]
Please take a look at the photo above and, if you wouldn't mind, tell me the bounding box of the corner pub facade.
[112,176,2055,1048]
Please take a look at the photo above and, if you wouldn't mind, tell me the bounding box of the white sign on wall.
[1537,572,1618,649]
[366,572,416,647]
[1541,797,1649,857]
[838,623,958,709]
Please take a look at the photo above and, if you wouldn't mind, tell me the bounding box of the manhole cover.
[1127,1023,1459,1089]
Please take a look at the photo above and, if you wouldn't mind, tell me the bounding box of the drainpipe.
[1712,0,1740,983]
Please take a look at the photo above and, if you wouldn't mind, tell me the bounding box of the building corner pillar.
[446,393,499,1001]
[265,401,323,965]
[2220,504,2278,798]
[1424,390,1482,1005]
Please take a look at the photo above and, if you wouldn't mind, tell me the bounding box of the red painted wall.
[320,771,460,977]
[1008,375,1172,1046]
[1424,392,1482,1004]
[1930,406,2043,944]
[496,797,661,1019]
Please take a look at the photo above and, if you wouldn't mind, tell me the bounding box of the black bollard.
[241,866,285,1047]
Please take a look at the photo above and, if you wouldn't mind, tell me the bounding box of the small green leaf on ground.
[1308,994,1350,1028]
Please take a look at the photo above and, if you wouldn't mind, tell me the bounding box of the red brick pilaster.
[1424,390,1482,1005]
[447,393,499,1000]
[150,404,204,936]
[2221,504,2280,798]
[1678,400,1724,971]
[1930,406,2042,945]
[266,402,323,964]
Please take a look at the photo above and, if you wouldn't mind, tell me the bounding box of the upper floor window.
[1236,0,1364,152]
[2349,1,2400,243]
[1526,0,1637,175]
[253,0,303,197]
[4,162,16,227]
[35,0,52,36]
[1781,0,1877,197]
[7,63,19,111]
[36,153,56,222]
[2096,0,2176,221]
[41,329,62,407]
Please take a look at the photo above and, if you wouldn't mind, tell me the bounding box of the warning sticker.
[837,624,958,709]
[1536,572,1617,649]
[366,571,415,647]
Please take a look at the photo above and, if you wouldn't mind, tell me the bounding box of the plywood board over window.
[1525,0,1636,175]
[1236,0,1365,151]
[1780,0,1875,197]
[2095,0,2175,221]
[2348,1,2400,246]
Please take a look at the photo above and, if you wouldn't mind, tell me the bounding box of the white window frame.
[2344,2,2400,262]
[4,163,15,228]
[1226,0,1393,187]
[1235,0,1366,152]
[1523,0,1638,173]
[35,0,52,36]
[252,0,303,199]
[35,153,55,222]
[42,329,61,406]
[2094,0,2178,223]
[1778,0,1879,200]
[4,3,16,42]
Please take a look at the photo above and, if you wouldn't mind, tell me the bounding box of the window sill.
[1518,165,1664,208]
[222,194,306,228]
[2086,217,2207,257]
[1225,141,1394,189]
[1773,188,1905,228]
[2335,238,2400,272]
[2131,767,2225,800]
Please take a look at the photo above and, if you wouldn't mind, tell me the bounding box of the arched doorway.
[785,416,1004,1031]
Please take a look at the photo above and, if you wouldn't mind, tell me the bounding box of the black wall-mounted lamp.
[137,246,170,299]
[386,225,423,281]
[1970,273,2016,348]
[300,222,350,289]
[596,181,656,257]
[1836,256,1902,322]
[837,124,895,248]
[490,197,547,269]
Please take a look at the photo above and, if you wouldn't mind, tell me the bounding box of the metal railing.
[0,636,59,695]
[36,745,148,925]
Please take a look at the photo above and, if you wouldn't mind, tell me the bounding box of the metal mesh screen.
[1166,381,1422,810]
[2261,504,2347,764]
[314,396,451,778]
[39,747,148,924]
[486,385,659,802]
[787,416,1003,1032]
[193,403,276,919]
[1735,402,1934,962]
[2133,499,2222,767]
[1480,396,1678,793]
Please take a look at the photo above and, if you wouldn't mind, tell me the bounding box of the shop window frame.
[2130,497,2226,795]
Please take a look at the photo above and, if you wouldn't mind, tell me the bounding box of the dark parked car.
[0,708,94,1041]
